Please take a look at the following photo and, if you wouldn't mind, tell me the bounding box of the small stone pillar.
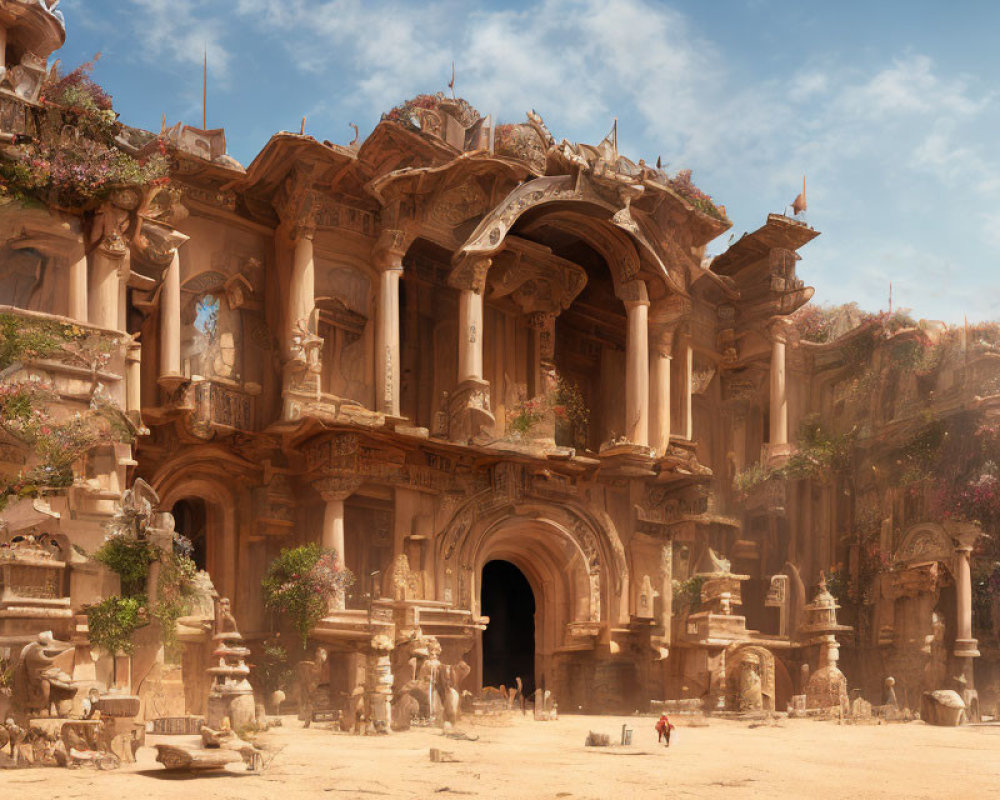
[649,323,676,456]
[287,221,316,359]
[955,542,977,655]
[68,249,88,322]
[767,318,793,461]
[621,280,649,447]
[659,542,673,640]
[526,311,556,398]
[682,338,694,441]
[206,598,256,730]
[447,257,494,441]
[88,236,126,331]
[457,288,484,382]
[951,524,982,715]
[315,476,361,610]
[374,233,406,417]
[158,247,185,390]
[125,341,142,415]
[367,634,394,733]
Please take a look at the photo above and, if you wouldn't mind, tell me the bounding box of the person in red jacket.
[655,713,674,746]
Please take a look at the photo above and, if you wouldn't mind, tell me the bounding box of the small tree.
[262,544,353,649]
[86,595,146,684]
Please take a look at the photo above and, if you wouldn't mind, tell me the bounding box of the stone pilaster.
[447,257,494,441]
[374,230,407,418]
[767,317,794,464]
[649,322,678,456]
[621,279,650,447]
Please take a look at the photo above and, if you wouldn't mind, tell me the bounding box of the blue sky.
[63,1,1000,322]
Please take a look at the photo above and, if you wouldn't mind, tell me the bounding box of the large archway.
[481,559,536,697]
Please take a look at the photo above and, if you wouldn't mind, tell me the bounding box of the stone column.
[68,250,88,322]
[649,324,676,456]
[769,319,790,453]
[375,234,405,417]
[622,280,649,447]
[682,338,694,441]
[527,311,556,398]
[954,542,979,660]
[447,258,494,441]
[316,476,362,611]
[659,542,673,642]
[158,248,185,390]
[287,222,316,358]
[88,239,126,331]
[125,341,141,415]
[457,288,484,383]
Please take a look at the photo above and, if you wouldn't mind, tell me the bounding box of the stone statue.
[738,656,763,712]
[922,612,948,695]
[215,597,239,635]
[296,647,328,728]
[884,676,898,709]
[13,632,77,719]
[435,658,471,728]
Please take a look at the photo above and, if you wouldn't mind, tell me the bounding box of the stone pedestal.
[448,378,494,441]
[206,630,255,730]
[366,635,394,734]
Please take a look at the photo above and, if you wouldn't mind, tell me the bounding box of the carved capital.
[374,228,408,271]
[448,256,492,294]
[275,163,320,231]
[767,316,795,344]
[314,475,363,502]
[653,321,679,358]
[97,231,128,259]
[133,220,189,267]
[617,278,649,308]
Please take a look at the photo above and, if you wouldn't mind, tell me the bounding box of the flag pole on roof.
[202,45,207,130]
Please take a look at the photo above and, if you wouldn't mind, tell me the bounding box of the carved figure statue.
[922,612,948,694]
[435,658,471,728]
[296,647,328,728]
[738,656,763,712]
[213,597,238,635]
[13,632,77,718]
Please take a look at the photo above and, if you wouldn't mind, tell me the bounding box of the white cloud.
[126,0,231,78]
[112,0,1000,322]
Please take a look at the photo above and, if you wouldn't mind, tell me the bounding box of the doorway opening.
[480,559,536,697]
[171,498,208,571]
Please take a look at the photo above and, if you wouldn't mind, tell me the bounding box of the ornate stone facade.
[1,6,999,723]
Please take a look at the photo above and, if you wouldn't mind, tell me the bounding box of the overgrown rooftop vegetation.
[0,55,168,208]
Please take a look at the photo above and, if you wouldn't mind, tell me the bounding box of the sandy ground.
[4,714,1000,800]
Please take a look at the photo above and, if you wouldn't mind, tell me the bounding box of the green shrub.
[86,595,146,657]
[93,534,158,597]
[262,544,353,649]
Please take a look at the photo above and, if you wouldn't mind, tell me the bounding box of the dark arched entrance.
[171,498,208,570]
[481,559,536,697]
